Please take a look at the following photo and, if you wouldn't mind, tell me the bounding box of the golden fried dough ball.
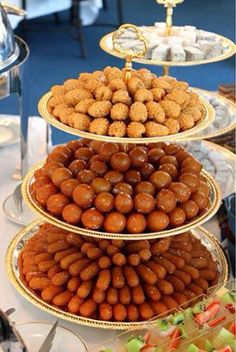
[108,121,126,137]
[75,99,95,114]
[181,106,202,123]
[64,79,84,91]
[145,121,169,137]
[187,91,200,103]
[83,79,103,93]
[89,118,110,135]
[127,122,145,138]
[127,77,145,96]
[112,90,132,106]
[159,100,181,119]
[53,103,69,118]
[92,70,107,84]
[163,118,180,134]
[177,112,195,130]
[146,102,165,123]
[138,68,153,89]
[106,67,123,81]
[49,95,65,108]
[108,79,126,91]
[151,88,165,102]
[165,89,190,109]
[79,72,93,81]
[134,88,153,103]
[94,86,112,101]
[152,78,172,93]
[65,89,92,106]
[129,102,148,122]
[58,107,75,125]
[110,103,129,121]
[88,101,112,118]
[170,80,189,91]
[51,85,66,95]
[67,112,91,131]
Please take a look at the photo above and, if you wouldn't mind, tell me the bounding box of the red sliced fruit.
[144,331,151,343]
[206,300,220,319]
[195,310,211,325]
[217,346,232,352]
[229,321,236,335]
[141,345,158,352]
[225,303,236,314]
[207,315,225,327]
[169,327,181,349]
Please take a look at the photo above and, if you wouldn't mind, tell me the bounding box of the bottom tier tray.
[6,220,228,330]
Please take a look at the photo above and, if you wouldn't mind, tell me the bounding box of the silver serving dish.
[0,2,25,70]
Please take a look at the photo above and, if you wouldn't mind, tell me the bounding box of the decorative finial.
[112,24,147,81]
[156,0,184,35]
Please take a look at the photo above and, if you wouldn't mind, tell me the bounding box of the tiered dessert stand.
[5,21,231,330]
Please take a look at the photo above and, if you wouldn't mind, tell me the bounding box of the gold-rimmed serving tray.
[38,92,215,144]
[6,219,228,330]
[190,88,236,140]
[99,29,236,67]
[22,164,221,240]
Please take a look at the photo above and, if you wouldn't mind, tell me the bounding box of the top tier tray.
[99,27,236,68]
[38,92,215,144]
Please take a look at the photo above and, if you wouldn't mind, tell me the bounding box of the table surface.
[0,131,223,351]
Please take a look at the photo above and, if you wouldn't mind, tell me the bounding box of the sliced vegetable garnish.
[221,293,235,305]
[144,332,151,343]
[205,339,214,352]
[225,303,236,314]
[217,346,233,352]
[156,319,170,332]
[126,338,145,352]
[218,327,235,341]
[195,310,211,325]
[141,345,158,352]
[186,343,200,352]
[207,315,226,327]
[169,327,181,349]
[205,300,220,319]
[179,325,187,339]
[171,312,184,325]
[229,321,236,335]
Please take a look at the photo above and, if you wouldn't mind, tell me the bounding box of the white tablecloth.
[0,116,225,351]
[7,0,102,29]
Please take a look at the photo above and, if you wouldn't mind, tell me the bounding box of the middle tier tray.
[22,164,221,240]
[38,92,215,144]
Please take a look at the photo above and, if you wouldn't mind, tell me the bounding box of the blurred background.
[0,0,235,144]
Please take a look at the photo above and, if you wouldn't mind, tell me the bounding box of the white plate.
[15,322,88,352]
[0,118,20,147]
[3,193,36,226]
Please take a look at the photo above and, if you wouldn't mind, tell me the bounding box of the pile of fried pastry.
[31,140,210,234]
[48,67,204,137]
[19,223,219,322]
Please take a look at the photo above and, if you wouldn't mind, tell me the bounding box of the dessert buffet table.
[0,116,229,351]
[0,118,115,350]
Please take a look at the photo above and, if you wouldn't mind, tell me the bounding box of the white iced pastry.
[116,24,226,62]
[183,141,234,198]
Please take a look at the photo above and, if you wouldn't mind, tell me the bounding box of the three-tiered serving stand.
[6,10,233,330]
